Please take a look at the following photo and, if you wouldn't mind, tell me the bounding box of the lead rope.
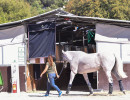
[38,63,65,81]
[55,65,64,80]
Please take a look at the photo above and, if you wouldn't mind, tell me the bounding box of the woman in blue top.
[40,55,62,97]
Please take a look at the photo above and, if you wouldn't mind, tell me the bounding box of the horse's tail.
[114,54,128,78]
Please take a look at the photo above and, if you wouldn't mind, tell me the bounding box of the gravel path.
[1,90,130,100]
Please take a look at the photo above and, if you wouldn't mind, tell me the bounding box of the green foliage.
[0,0,33,24]
[65,0,130,20]
[27,0,44,14]
[27,0,67,13]
[40,0,55,7]
[41,0,67,12]
[0,0,67,24]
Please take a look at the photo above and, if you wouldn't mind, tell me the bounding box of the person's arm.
[54,64,59,78]
[40,64,48,77]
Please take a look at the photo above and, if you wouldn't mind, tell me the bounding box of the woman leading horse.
[40,55,62,97]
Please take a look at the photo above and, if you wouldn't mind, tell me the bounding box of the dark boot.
[66,84,72,94]
[108,83,113,94]
[88,84,93,94]
[118,80,125,94]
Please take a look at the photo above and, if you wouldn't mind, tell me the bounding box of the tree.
[40,0,67,12]
[27,0,44,14]
[65,0,130,20]
[0,0,37,24]
[0,0,68,24]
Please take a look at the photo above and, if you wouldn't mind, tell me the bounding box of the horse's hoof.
[66,92,69,95]
[122,91,126,94]
[88,93,93,96]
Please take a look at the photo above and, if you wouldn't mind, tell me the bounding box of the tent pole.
[23,23,28,92]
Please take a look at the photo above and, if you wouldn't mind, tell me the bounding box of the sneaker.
[44,94,49,97]
[58,91,62,97]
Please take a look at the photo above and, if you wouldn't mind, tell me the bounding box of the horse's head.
[62,50,73,60]
[62,50,68,68]
[62,50,72,68]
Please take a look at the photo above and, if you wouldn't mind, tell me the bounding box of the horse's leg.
[118,80,125,94]
[112,70,125,94]
[83,73,93,95]
[105,71,113,94]
[66,71,76,94]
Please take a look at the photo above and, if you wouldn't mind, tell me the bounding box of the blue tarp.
[28,22,55,58]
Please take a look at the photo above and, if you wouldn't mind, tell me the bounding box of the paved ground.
[1,90,130,100]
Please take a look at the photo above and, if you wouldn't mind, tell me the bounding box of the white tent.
[0,25,25,46]
[95,24,130,63]
[0,25,26,65]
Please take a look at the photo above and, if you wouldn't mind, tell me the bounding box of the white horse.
[62,50,127,95]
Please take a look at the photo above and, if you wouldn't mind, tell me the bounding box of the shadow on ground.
[28,91,127,97]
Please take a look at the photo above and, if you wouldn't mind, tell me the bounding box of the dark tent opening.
[28,22,56,58]
[55,20,97,91]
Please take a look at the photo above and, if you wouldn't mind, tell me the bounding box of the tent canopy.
[0,25,25,46]
[95,24,130,43]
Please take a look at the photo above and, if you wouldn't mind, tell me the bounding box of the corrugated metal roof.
[0,8,130,29]
[0,8,71,29]
[57,14,130,27]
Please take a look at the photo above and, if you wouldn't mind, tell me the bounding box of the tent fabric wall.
[95,24,130,43]
[0,25,25,46]
[95,34,130,43]
[95,23,130,63]
[28,22,55,58]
